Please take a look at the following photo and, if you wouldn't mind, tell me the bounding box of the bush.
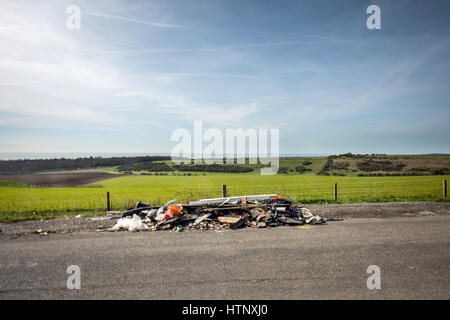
[356,160,406,172]
[331,161,350,170]
[322,158,333,171]
[296,165,312,174]
[433,169,447,175]
[278,167,289,174]
[172,164,253,173]
[118,161,174,172]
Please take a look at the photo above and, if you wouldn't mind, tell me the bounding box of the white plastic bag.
[108,214,149,232]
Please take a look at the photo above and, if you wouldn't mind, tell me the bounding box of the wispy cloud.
[96,39,346,55]
[114,91,260,125]
[86,11,184,29]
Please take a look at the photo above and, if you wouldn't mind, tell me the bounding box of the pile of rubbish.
[102,194,338,233]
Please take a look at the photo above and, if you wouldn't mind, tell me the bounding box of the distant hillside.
[0,156,171,174]
[1,153,449,177]
[314,153,450,176]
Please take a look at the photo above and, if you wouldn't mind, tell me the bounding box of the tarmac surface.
[2,201,449,236]
[1,215,449,299]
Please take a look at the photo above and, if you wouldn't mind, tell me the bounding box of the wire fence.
[0,178,448,217]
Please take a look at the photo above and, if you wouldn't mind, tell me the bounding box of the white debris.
[86,216,113,221]
[306,216,325,224]
[144,209,157,218]
[155,213,166,222]
[299,207,313,218]
[107,214,149,232]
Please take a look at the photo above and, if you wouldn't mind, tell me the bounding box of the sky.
[0,0,449,157]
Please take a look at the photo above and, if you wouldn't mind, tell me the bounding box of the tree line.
[0,156,171,174]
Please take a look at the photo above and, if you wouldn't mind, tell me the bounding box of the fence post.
[444,180,447,198]
[107,191,111,211]
[334,182,338,201]
[222,184,227,197]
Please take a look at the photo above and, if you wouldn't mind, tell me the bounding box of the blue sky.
[0,0,449,156]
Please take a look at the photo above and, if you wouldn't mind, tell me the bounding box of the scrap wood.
[121,206,158,218]
[193,213,211,226]
[188,194,277,206]
[199,204,289,212]
[157,217,180,227]
[218,216,240,224]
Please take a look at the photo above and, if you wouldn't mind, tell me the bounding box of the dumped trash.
[35,228,48,236]
[86,216,114,221]
[105,214,149,232]
[97,195,340,232]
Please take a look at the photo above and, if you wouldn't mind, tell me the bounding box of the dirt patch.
[0,216,117,238]
[1,201,449,238]
[306,201,450,218]
[0,172,126,186]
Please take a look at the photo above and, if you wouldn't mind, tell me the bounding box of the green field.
[1,174,449,220]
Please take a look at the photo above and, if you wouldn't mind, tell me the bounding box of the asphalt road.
[1,216,449,299]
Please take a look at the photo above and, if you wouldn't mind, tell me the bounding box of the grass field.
[1,174,449,220]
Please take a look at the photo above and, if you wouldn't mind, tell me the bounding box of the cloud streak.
[94,39,349,55]
[86,11,184,29]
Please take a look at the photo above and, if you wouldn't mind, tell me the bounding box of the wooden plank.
[218,216,240,224]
